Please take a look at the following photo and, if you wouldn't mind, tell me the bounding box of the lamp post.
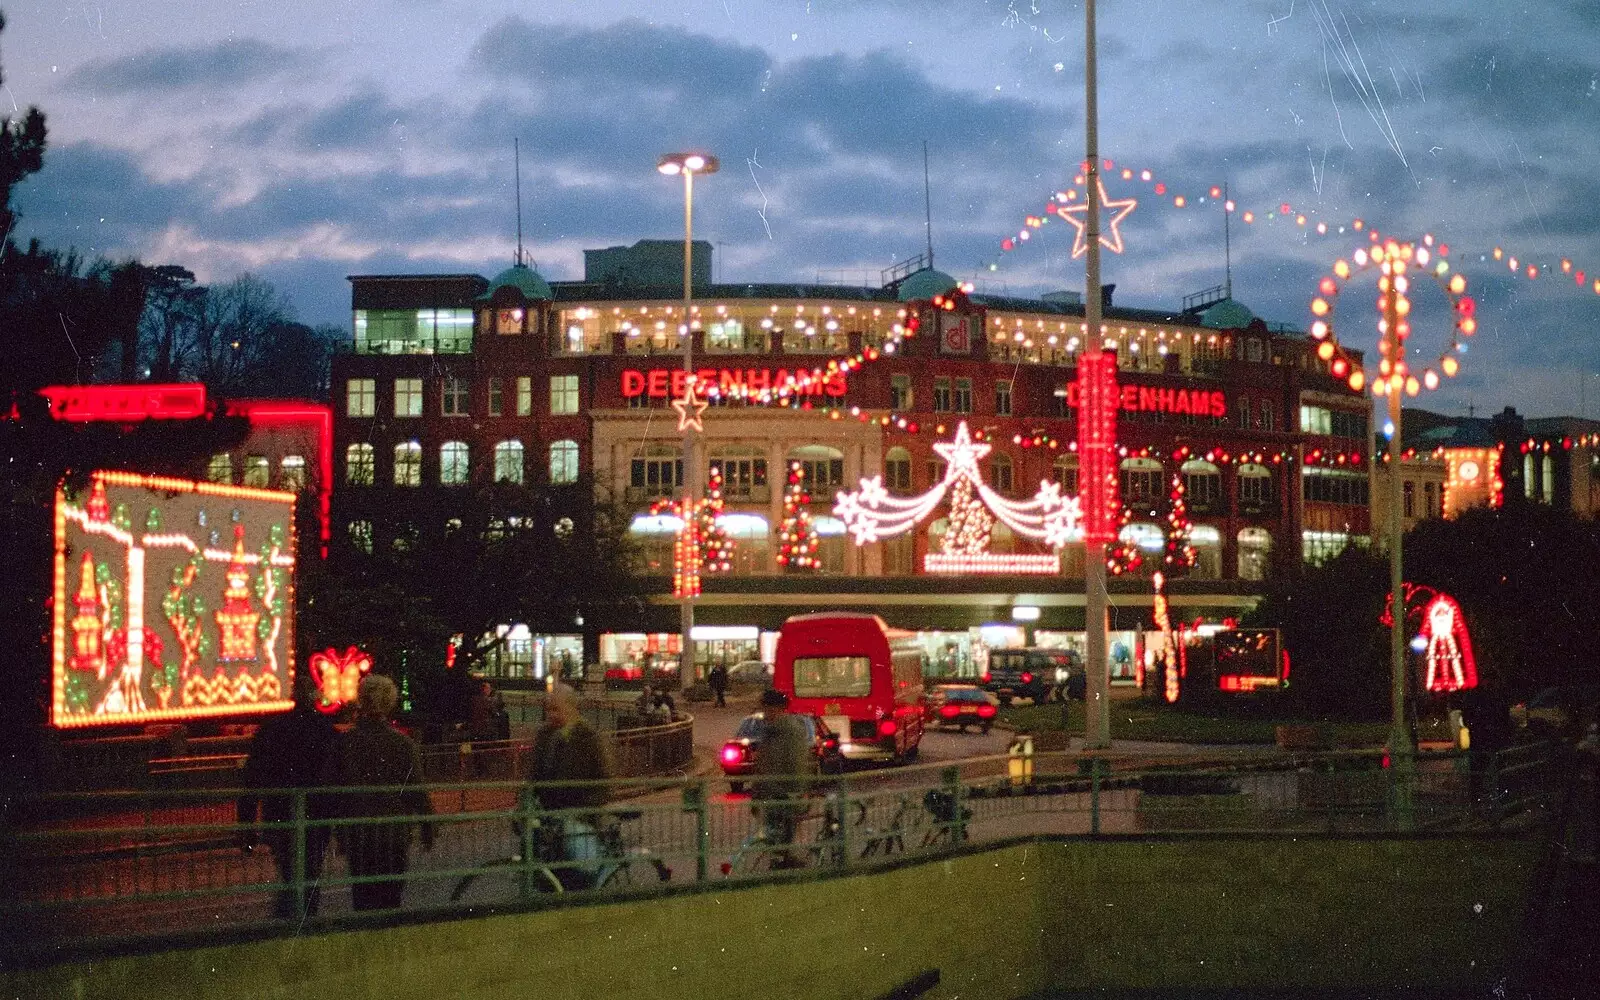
[658,152,718,692]
[1379,242,1416,830]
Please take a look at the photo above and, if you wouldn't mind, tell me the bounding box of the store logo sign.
[621,368,848,399]
[1061,381,1227,418]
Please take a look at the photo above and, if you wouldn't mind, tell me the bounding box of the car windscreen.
[793,655,873,698]
[941,688,985,702]
[734,717,768,739]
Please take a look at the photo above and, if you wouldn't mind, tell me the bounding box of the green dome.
[482,263,552,302]
[896,267,958,302]
[1199,298,1254,330]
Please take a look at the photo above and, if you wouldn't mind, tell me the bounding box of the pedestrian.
[750,688,816,868]
[708,664,729,708]
[236,672,339,920]
[528,683,613,888]
[325,674,435,911]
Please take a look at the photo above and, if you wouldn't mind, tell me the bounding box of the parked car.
[983,648,1084,704]
[1511,685,1600,739]
[719,711,842,793]
[727,660,774,685]
[925,684,1000,733]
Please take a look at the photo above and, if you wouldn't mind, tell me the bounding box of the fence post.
[1089,759,1101,837]
[519,789,539,901]
[1488,749,1503,829]
[683,780,708,882]
[942,766,965,843]
[291,789,308,920]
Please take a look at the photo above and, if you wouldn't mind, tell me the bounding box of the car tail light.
[939,705,960,718]
[878,719,898,737]
[981,672,991,684]
[823,737,838,751]
[1021,672,1033,684]
[977,704,996,718]
[719,862,732,876]
[721,745,743,764]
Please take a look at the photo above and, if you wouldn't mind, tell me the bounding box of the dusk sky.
[6,1,1599,418]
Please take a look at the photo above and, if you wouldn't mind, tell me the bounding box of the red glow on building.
[40,383,208,422]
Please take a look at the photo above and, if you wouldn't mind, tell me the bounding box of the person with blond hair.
[326,674,435,910]
[527,683,613,887]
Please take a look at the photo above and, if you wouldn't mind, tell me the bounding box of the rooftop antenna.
[1223,180,1233,300]
[923,140,934,268]
[514,138,525,267]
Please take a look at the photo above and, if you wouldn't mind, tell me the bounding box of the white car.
[727,660,773,685]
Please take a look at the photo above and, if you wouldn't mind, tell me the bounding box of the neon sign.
[40,384,209,422]
[308,646,373,715]
[52,471,296,728]
[621,367,848,399]
[1060,381,1228,419]
[1381,583,1479,694]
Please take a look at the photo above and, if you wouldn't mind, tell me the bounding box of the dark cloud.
[1427,45,1600,124]
[9,143,194,250]
[65,39,316,94]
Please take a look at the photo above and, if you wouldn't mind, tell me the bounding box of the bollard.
[1008,734,1035,789]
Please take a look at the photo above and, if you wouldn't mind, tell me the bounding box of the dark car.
[1511,685,1600,739]
[719,711,842,793]
[983,648,1084,705]
[926,684,1000,733]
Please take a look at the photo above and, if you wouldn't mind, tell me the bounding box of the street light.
[658,152,718,692]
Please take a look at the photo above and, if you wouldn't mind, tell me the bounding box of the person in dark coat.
[326,674,435,911]
[750,689,816,868]
[708,664,729,708]
[528,683,613,885]
[236,672,339,919]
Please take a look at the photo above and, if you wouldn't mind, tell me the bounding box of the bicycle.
[449,808,669,903]
[857,789,972,860]
[720,789,867,876]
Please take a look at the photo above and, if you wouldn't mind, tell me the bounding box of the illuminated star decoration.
[672,376,709,432]
[1056,177,1137,259]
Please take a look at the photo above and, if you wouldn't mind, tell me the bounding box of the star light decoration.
[833,422,1083,573]
[671,376,709,432]
[1055,176,1137,259]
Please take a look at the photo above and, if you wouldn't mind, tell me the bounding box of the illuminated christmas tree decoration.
[651,464,733,596]
[833,421,1081,575]
[215,524,262,663]
[776,462,821,571]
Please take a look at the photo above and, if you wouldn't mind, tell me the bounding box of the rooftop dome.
[896,267,958,303]
[1198,297,1255,330]
[481,262,552,302]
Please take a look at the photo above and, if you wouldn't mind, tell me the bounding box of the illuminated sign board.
[621,367,848,399]
[52,471,296,728]
[40,384,209,422]
[1061,381,1227,419]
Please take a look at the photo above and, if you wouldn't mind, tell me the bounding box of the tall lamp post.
[1379,241,1416,830]
[658,152,718,692]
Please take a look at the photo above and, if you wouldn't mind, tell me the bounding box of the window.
[394,378,422,417]
[347,378,375,418]
[1424,481,1438,518]
[988,453,1014,494]
[550,440,580,484]
[994,379,1012,416]
[927,459,946,487]
[550,374,580,415]
[393,442,422,486]
[707,317,761,352]
[556,307,611,354]
[1238,528,1272,580]
[631,449,683,498]
[885,447,912,493]
[793,656,872,698]
[1181,460,1223,511]
[953,377,972,414]
[1301,468,1369,506]
[933,377,952,412]
[517,376,532,416]
[1403,480,1416,518]
[718,512,771,574]
[1053,456,1079,495]
[891,374,913,410]
[355,307,474,354]
[1259,402,1275,431]
[243,455,270,488]
[1189,525,1222,580]
[1302,530,1352,566]
[348,520,373,555]
[712,451,768,499]
[1300,404,1331,435]
[1239,464,1275,507]
[488,378,504,417]
[443,376,469,416]
[1120,458,1164,505]
[206,453,233,484]
[1236,396,1251,429]
[346,443,374,486]
[441,441,470,485]
[884,533,914,574]
[494,440,525,485]
[496,306,526,336]
[1331,410,1367,439]
[790,445,845,492]
[1245,338,1265,363]
[280,455,307,493]
[627,513,683,575]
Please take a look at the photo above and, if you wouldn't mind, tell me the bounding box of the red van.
[772,613,926,762]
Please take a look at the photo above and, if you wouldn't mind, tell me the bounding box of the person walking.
[708,664,729,708]
[750,688,816,868]
[326,675,435,911]
[528,683,614,887]
[236,672,339,920]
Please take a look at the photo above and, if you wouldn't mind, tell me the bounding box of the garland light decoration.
[775,462,821,571]
[833,421,1082,575]
[650,463,733,595]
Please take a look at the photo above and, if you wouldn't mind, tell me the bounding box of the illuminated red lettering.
[825,372,848,397]
[1139,387,1159,412]
[1120,385,1139,411]
[646,370,670,398]
[1209,391,1227,418]
[621,370,646,398]
[1172,390,1190,415]
[746,369,770,391]
[774,369,792,394]
[696,369,717,394]
[720,369,745,394]
[670,370,688,398]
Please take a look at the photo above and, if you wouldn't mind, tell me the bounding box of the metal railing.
[0,743,1565,962]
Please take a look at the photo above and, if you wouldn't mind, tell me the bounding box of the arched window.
[788,445,845,492]
[884,447,913,494]
[1120,457,1164,505]
[393,441,422,487]
[494,440,525,485]
[814,516,848,573]
[628,513,683,575]
[1120,522,1165,554]
[716,513,770,575]
[987,453,1014,495]
[1053,455,1079,495]
[710,445,768,500]
[345,444,374,486]
[1181,459,1222,512]
[207,453,234,485]
[1188,524,1222,580]
[550,439,580,484]
[1238,463,1274,508]
[279,455,307,493]
[440,441,470,486]
[1237,527,1272,581]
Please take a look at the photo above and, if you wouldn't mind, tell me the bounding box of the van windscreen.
[793,656,873,698]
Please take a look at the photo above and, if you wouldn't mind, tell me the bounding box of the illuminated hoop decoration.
[1489,246,1600,299]
[1309,233,1474,398]
[832,421,1082,575]
[308,646,373,715]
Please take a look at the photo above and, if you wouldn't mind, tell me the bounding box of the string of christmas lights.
[775,462,821,571]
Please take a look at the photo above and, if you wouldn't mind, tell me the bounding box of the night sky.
[7,1,1599,417]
